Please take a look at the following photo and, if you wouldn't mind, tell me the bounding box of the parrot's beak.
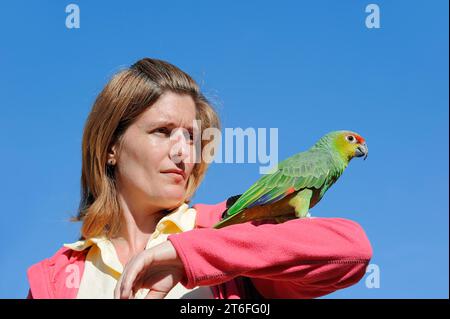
[355,143,369,160]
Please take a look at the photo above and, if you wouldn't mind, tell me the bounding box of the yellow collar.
[64,203,196,252]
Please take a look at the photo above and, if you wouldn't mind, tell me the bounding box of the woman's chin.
[158,189,186,209]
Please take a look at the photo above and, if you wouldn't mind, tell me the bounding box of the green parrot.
[213,130,368,229]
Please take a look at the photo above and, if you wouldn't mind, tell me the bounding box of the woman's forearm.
[168,217,372,297]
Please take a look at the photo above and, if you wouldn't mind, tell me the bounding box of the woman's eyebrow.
[147,120,195,131]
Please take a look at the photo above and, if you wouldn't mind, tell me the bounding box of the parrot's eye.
[346,135,356,143]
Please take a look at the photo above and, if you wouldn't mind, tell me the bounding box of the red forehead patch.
[355,134,365,143]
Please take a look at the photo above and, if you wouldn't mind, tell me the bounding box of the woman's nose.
[169,129,190,163]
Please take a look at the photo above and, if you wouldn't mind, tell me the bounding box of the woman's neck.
[112,193,167,267]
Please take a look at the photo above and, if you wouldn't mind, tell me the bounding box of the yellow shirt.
[64,203,214,299]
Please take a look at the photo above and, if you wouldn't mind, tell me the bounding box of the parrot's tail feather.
[213,212,247,229]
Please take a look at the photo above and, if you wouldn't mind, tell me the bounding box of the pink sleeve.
[168,217,372,298]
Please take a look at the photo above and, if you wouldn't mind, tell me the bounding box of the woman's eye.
[178,131,195,144]
[187,132,195,142]
[346,135,356,143]
[153,127,170,136]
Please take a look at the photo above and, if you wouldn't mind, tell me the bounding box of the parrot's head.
[323,130,369,162]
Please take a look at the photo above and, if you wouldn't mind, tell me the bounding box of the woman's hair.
[74,58,220,239]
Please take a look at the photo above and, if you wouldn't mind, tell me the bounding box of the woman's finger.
[114,272,124,299]
[121,254,152,298]
[119,272,134,299]
[144,289,167,299]
[120,269,138,298]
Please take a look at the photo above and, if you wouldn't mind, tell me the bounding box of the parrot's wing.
[224,150,333,217]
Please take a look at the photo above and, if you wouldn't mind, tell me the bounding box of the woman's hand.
[114,240,185,299]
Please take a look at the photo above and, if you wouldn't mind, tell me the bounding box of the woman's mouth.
[161,169,186,181]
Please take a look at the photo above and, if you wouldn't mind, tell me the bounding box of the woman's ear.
[107,144,118,165]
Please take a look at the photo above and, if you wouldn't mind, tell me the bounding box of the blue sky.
[0,0,448,299]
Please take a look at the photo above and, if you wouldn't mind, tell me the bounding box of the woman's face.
[111,92,198,211]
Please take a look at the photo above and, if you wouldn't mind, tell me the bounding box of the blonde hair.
[74,58,220,239]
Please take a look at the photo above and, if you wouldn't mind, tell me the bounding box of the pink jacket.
[27,200,372,299]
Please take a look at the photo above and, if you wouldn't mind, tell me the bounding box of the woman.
[27,58,372,299]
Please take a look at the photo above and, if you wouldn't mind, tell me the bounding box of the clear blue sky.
[0,0,448,299]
